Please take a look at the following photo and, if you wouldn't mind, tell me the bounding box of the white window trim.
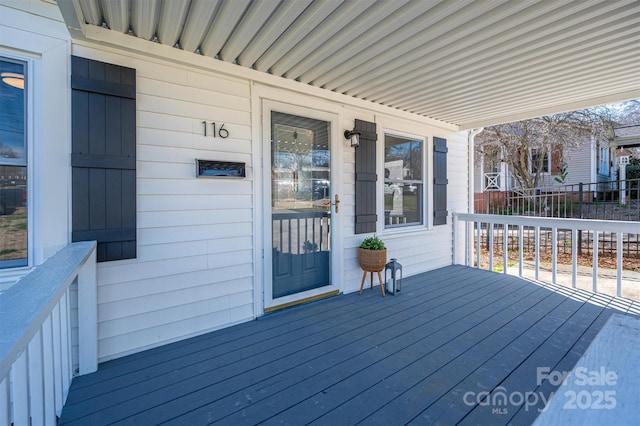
[0,51,35,275]
[379,128,429,233]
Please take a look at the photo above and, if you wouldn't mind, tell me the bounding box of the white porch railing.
[453,214,639,298]
[0,241,97,426]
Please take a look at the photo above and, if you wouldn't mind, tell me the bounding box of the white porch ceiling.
[58,0,640,129]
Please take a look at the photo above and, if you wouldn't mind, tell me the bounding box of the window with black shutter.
[354,119,377,234]
[71,56,136,262]
[433,137,448,226]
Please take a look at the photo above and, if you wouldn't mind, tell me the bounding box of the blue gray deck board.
[59,265,639,425]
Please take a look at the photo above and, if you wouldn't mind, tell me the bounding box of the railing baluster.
[518,225,523,277]
[571,228,577,288]
[551,226,557,284]
[503,223,508,274]
[535,226,540,281]
[52,303,63,415]
[489,222,494,272]
[28,329,44,426]
[0,376,9,425]
[42,317,55,426]
[465,220,471,267]
[593,230,599,293]
[61,290,71,401]
[476,222,481,268]
[616,231,623,297]
[11,352,29,426]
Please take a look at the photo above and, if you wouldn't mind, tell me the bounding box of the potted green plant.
[358,236,387,272]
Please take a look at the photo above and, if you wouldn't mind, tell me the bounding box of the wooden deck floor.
[59,265,640,425]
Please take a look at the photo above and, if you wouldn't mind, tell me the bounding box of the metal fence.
[475,178,640,221]
[473,178,640,260]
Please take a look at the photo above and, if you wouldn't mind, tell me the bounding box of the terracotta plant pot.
[357,247,387,272]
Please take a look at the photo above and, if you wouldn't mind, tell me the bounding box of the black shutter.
[71,56,136,262]
[433,137,448,226]
[354,119,377,234]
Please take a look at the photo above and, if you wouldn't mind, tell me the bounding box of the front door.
[264,107,338,310]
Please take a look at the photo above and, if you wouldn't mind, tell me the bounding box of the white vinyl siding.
[9,6,467,362]
[72,45,255,361]
[73,44,467,361]
[537,143,593,188]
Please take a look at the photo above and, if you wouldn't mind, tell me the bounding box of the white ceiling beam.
[57,0,90,38]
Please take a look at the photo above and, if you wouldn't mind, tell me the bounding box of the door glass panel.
[271,112,330,298]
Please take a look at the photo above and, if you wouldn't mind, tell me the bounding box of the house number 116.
[202,121,229,138]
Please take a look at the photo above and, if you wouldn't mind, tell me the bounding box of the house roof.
[614,125,640,148]
[57,0,640,130]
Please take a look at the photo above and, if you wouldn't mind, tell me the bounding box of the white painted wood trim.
[27,330,44,426]
[10,352,28,426]
[77,247,97,374]
[0,376,9,425]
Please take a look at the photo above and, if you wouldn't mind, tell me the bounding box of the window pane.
[384,134,423,227]
[1,58,27,268]
[531,148,549,174]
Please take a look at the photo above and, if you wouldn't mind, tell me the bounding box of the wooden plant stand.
[359,269,385,297]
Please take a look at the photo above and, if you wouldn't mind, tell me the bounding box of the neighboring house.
[474,135,613,195]
[610,125,640,179]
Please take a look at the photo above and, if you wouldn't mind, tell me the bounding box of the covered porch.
[58,265,639,425]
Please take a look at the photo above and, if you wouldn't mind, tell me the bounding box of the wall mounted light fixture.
[344,129,361,148]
